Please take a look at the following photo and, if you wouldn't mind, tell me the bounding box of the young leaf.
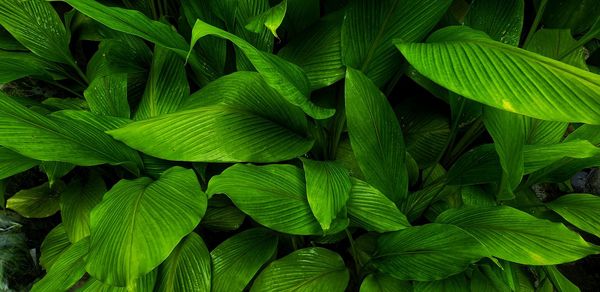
[345,68,408,202]
[278,11,344,90]
[483,107,527,200]
[396,26,600,124]
[60,174,106,243]
[189,19,335,119]
[39,224,71,270]
[0,94,142,169]
[157,233,211,292]
[372,223,488,281]
[211,228,278,292]
[30,237,89,292]
[251,247,349,292]
[341,0,453,86]
[7,182,63,218]
[245,0,287,38]
[207,164,322,235]
[301,159,351,232]
[436,206,600,265]
[0,0,74,64]
[84,73,130,118]
[86,167,207,286]
[360,273,412,292]
[109,73,313,163]
[135,46,190,120]
[0,146,38,180]
[547,194,600,238]
[347,178,410,233]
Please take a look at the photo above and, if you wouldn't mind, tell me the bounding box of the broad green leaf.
[360,273,412,292]
[345,68,407,202]
[251,247,349,292]
[524,119,568,145]
[396,26,600,124]
[0,27,26,50]
[245,0,287,38]
[62,0,217,84]
[544,266,580,292]
[0,146,38,180]
[7,182,63,218]
[84,73,130,118]
[0,95,142,169]
[207,164,322,235]
[528,156,600,185]
[464,0,524,46]
[135,46,190,120]
[301,159,351,232]
[40,161,75,188]
[483,107,527,200]
[372,223,487,281]
[109,73,313,163]
[341,0,453,86]
[565,124,600,145]
[547,194,600,238]
[278,11,344,90]
[212,228,278,291]
[436,206,600,264]
[471,268,511,292]
[86,167,207,286]
[201,205,246,231]
[402,183,449,222]
[0,0,74,64]
[189,19,335,119]
[157,233,211,292]
[31,237,88,292]
[0,51,58,83]
[348,178,410,233]
[79,271,158,292]
[526,29,588,69]
[42,98,89,111]
[39,224,71,270]
[523,140,600,173]
[60,174,106,243]
[413,274,469,292]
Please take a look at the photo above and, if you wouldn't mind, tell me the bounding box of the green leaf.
[135,46,190,120]
[547,194,600,238]
[201,205,246,231]
[84,73,130,118]
[0,146,38,180]
[212,228,278,291]
[525,29,588,69]
[360,273,412,292]
[372,223,487,281]
[341,0,453,86]
[413,274,469,292]
[62,0,217,84]
[86,167,207,286]
[278,11,344,90]
[436,206,600,265]
[60,173,105,243]
[39,224,71,270]
[109,73,313,163]
[464,0,524,46]
[207,164,322,235]
[483,107,526,200]
[542,0,600,34]
[251,247,349,292]
[79,271,158,292]
[40,161,75,188]
[301,159,351,232]
[0,51,59,83]
[0,0,74,64]
[31,237,89,292]
[345,68,407,202]
[523,140,600,173]
[348,178,410,233]
[396,26,600,124]
[7,182,63,218]
[245,0,287,38]
[0,94,142,168]
[544,266,580,292]
[157,233,211,292]
[524,119,568,145]
[189,19,335,119]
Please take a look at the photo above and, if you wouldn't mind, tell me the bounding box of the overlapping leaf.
[157,233,211,292]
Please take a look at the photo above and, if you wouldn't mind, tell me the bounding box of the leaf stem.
[557,17,600,59]
[345,229,361,276]
[44,80,83,98]
[523,0,549,47]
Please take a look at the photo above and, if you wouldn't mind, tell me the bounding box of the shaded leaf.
[7,182,63,218]
[39,224,71,270]
[31,237,89,292]
[360,273,412,292]
[84,73,130,118]
[0,146,38,180]
[464,0,524,46]
[547,194,600,238]
[157,233,211,292]
[60,173,106,243]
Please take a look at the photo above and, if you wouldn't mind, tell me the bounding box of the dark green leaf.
[84,73,130,118]
[31,237,88,292]
[157,233,211,292]
[0,146,38,180]
[547,194,600,238]
[60,173,105,243]
[7,182,63,218]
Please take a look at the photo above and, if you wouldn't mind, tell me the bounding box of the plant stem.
[443,117,485,165]
[523,0,549,47]
[327,84,346,160]
[68,59,89,85]
[345,229,361,276]
[45,80,83,98]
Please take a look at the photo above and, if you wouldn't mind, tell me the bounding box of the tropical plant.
[1,0,600,291]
